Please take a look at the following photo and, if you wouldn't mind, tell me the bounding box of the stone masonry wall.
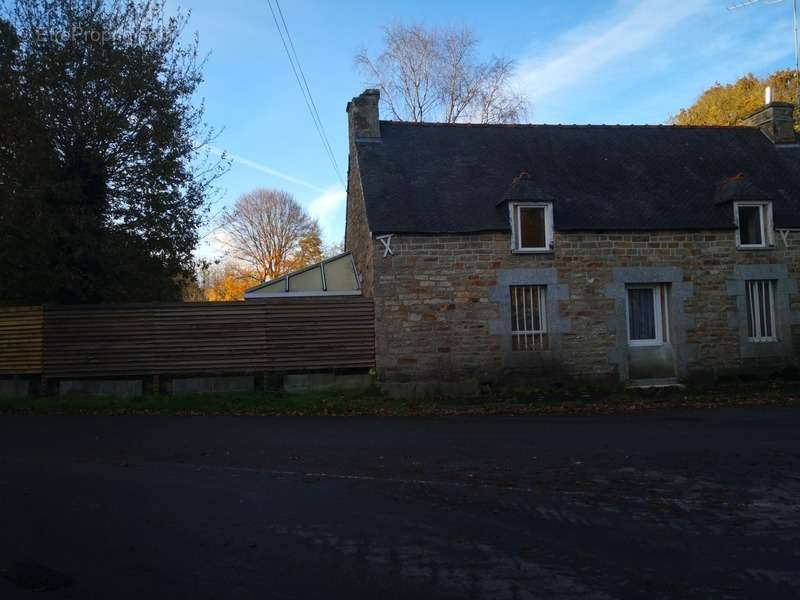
[344,148,375,299]
[371,230,800,388]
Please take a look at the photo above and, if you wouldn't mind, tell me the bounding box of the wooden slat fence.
[0,298,374,379]
[0,306,43,375]
[265,298,376,371]
[44,302,269,378]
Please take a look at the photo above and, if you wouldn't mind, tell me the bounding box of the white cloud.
[207,145,327,193]
[308,186,347,243]
[516,0,711,104]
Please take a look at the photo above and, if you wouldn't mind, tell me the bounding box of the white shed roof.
[244,252,361,299]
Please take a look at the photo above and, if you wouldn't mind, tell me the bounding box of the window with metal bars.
[510,285,548,351]
[745,280,777,342]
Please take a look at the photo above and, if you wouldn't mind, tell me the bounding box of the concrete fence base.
[59,379,143,398]
[3,371,374,398]
[0,379,31,398]
[171,376,255,395]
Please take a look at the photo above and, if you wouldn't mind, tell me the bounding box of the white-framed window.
[626,284,669,347]
[735,202,773,249]
[510,202,554,252]
[745,280,777,342]
[510,285,548,351]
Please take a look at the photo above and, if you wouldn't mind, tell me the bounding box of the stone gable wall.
[344,152,375,299]
[370,230,800,390]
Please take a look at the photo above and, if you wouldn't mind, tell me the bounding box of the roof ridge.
[379,120,757,130]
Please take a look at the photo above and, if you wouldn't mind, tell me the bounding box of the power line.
[274,0,344,181]
[266,0,344,187]
[265,0,346,189]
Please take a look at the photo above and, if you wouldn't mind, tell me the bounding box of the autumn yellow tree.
[288,222,323,271]
[672,70,799,128]
[202,261,255,301]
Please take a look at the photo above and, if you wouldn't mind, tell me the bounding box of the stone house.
[344,88,800,395]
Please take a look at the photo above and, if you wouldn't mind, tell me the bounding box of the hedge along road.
[0,408,798,599]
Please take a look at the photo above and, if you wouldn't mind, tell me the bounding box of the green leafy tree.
[0,18,61,305]
[0,0,226,304]
[672,70,800,129]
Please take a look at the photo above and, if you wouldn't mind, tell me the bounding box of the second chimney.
[741,96,796,145]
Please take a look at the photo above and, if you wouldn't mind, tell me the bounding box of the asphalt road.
[0,408,799,599]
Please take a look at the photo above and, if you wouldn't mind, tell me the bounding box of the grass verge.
[1,381,800,416]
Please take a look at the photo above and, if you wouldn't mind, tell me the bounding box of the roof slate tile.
[355,121,800,233]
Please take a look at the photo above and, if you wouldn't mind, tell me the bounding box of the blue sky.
[182,0,798,259]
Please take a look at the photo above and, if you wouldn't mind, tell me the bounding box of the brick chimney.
[741,100,796,145]
[347,89,381,141]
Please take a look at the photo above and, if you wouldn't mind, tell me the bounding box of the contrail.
[207,145,327,193]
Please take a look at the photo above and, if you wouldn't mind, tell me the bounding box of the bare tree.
[219,189,319,282]
[355,23,528,124]
[355,24,439,121]
[323,239,345,259]
[472,58,528,124]
[438,27,483,123]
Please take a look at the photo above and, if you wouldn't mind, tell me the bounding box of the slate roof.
[354,121,800,234]
[713,172,782,205]
[501,171,557,204]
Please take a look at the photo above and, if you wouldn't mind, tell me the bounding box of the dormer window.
[735,201,773,249]
[510,202,554,252]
